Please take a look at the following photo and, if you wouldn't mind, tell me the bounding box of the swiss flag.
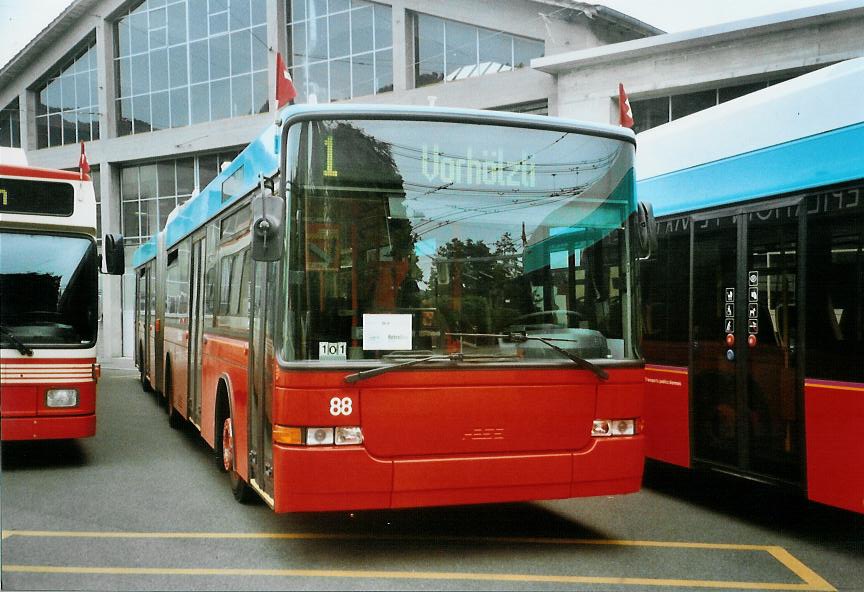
[79,141,90,178]
[618,83,634,128]
[276,52,297,108]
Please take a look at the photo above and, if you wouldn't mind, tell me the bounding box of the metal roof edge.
[532,0,864,73]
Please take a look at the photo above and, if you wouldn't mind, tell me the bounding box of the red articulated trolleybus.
[133,105,655,512]
[638,58,864,514]
[0,149,124,441]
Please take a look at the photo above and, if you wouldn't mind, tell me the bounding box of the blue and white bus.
[637,57,864,514]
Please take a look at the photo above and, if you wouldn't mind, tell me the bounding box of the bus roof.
[636,57,864,217]
[132,103,635,267]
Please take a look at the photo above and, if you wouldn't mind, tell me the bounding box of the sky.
[0,0,853,69]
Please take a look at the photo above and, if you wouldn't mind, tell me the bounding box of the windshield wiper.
[447,332,609,380]
[0,325,34,356]
[344,353,465,384]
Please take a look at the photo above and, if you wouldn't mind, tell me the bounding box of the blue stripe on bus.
[638,121,864,217]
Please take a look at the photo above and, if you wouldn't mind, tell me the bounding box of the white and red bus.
[0,150,123,441]
[638,58,864,513]
[133,105,653,512]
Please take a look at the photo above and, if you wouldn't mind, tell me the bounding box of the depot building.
[1,0,862,358]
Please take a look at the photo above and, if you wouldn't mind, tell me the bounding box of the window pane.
[631,96,669,134]
[351,5,372,54]
[123,199,140,239]
[169,45,188,87]
[251,25,268,70]
[189,40,209,83]
[209,12,228,35]
[671,89,716,120]
[328,11,349,58]
[131,53,150,94]
[308,61,328,102]
[190,83,209,123]
[210,34,230,79]
[719,81,766,103]
[291,0,306,21]
[250,0,266,25]
[513,37,543,68]
[189,0,208,40]
[75,73,90,108]
[375,48,392,93]
[292,21,307,65]
[77,110,92,142]
[231,74,252,117]
[133,95,152,133]
[131,12,149,53]
[479,28,511,67]
[352,52,373,98]
[176,157,195,194]
[170,87,189,127]
[445,21,476,80]
[167,2,187,44]
[416,14,444,87]
[157,161,176,196]
[330,57,350,102]
[211,78,231,120]
[151,48,169,91]
[118,98,133,135]
[139,164,158,199]
[118,57,132,97]
[308,16,328,61]
[231,29,251,75]
[151,91,170,131]
[118,18,131,57]
[253,70,269,113]
[61,75,76,110]
[229,0,250,30]
[373,3,391,50]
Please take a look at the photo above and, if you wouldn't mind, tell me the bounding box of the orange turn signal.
[273,425,303,445]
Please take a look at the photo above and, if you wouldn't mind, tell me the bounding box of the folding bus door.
[187,234,205,428]
[690,197,804,484]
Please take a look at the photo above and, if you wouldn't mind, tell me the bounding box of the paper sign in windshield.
[363,314,412,350]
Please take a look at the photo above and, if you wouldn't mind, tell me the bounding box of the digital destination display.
[0,178,75,216]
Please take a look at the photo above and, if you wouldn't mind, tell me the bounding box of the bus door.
[690,197,804,484]
[187,234,206,427]
[247,257,277,503]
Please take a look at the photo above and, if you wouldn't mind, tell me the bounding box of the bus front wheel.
[221,415,254,503]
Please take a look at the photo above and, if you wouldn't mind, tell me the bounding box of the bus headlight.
[274,426,364,446]
[46,388,79,408]
[335,426,364,445]
[592,418,636,437]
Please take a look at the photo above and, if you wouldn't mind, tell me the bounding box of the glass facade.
[115,0,269,136]
[35,43,100,148]
[414,13,543,87]
[120,150,239,245]
[0,99,21,148]
[287,0,393,102]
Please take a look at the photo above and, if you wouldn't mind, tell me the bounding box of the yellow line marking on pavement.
[2,564,833,590]
[2,530,835,591]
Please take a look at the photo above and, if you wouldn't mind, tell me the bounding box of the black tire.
[214,390,229,472]
[220,412,254,503]
[166,365,183,430]
[139,343,153,393]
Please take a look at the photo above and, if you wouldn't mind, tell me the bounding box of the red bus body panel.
[266,366,644,512]
[805,379,864,514]
[0,357,97,440]
[644,365,691,467]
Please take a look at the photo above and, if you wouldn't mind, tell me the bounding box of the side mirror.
[103,233,125,274]
[251,194,285,261]
[635,201,658,260]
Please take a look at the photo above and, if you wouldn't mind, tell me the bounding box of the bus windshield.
[282,118,636,364]
[0,231,98,347]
